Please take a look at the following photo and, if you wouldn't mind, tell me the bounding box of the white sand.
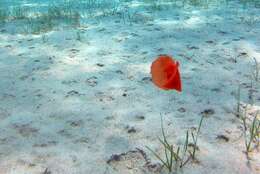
[0,1,259,174]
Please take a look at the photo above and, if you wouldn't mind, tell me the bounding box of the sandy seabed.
[0,1,260,174]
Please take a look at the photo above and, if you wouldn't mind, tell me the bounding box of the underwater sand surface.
[0,1,260,174]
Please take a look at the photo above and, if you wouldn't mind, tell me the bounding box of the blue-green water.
[1,0,259,34]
